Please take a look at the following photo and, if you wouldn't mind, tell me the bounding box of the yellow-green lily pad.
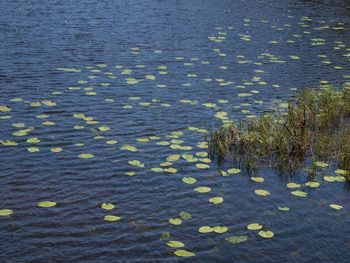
[37,201,56,208]
[101,203,115,210]
[258,230,274,239]
[247,223,263,230]
[104,215,121,221]
[174,249,195,257]
[0,209,13,216]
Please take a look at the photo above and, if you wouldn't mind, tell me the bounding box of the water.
[1,0,350,262]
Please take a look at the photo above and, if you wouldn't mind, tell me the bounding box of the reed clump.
[209,87,350,175]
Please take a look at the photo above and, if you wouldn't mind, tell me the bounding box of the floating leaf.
[247,223,263,230]
[209,197,224,204]
[323,176,336,182]
[106,140,118,145]
[194,186,211,193]
[198,226,213,233]
[305,181,320,188]
[121,145,138,152]
[335,169,348,176]
[169,218,182,225]
[128,160,144,168]
[104,215,121,222]
[278,207,290,212]
[98,126,110,132]
[287,183,300,189]
[227,168,240,174]
[174,249,195,257]
[258,230,274,239]
[37,201,56,208]
[0,209,13,216]
[213,226,228,233]
[27,147,40,153]
[291,190,307,197]
[167,241,185,248]
[151,167,164,172]
[78,153,94,159]
[50,147,62,153]
[182,177,196,184]
[251,177,264,183]
[329,204,343,210]
[254,189,270,196]
[179,211,192,220]
[196,163,209,169]
[101,203,115,210]
[1,140,18,146]
[164,168,177,173]
[26,138,40,143]
[225,235,248,244]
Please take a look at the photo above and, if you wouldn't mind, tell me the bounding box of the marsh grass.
[209,87,350,177]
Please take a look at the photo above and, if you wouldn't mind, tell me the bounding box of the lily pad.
[174,249,195,257]
[227,168,240,174]
[104,215,121,222]
[305,181,320,188]
[37,201,56,208]
[101,203,115,210]
[198,226,213,233]
[0,209,13,216]
[251,177,264,182]
[258,230,274,239]
[291,190,307,197]
[287,182,300,189]
[182,177,196,184]
[225,235,248,244]
[167,240,185,248]
[247,223,263,230]
[78,153,94,159]
[278,207,290,212]
[213,226,228,233]
[194,186,212,193]
[254,189,270,196]
[329,204,343,210]
[209,197,224,204]
[169,218,182,225]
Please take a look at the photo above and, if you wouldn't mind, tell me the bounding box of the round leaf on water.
[164,168,177,173]
[305,181,320,188]
[278,207,290,212]
[335,169,348,176]
[182,177,196,184]
[225,235,248,244]
[258,230,274,239]
[106,140,118,145]
[287,183,300,189]
[196,163,209,169]
[169,218,182,225]
[194,186,211,193]
[0,209,13,216]
[198,226,213,233]
[37,201,56,208]
[27,147,40,153]
[174,249,195,257]
[227,168,240,174]
[251,177,264,183]
[179,211,192,220]
[104,215,121,222]
[50,147,63,153]
[26,138,40,143]
[291,190,307,197]
[167,241,185,248]
[254,189,270,196]
[101,203,115,210]
[329,204,343,210]
[98,126,110,132]
[247,223,263,230]
[213,226,228,233]
[78,153,94,159]
[121,145,138,152]
[209,197,224,204]
[323,176,336,182]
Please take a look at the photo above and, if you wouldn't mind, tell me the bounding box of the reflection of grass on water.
[209,87,350,178]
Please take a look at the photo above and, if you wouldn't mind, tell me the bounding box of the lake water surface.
[1,0,350,262]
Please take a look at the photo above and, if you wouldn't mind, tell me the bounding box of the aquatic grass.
[209,87,350,177]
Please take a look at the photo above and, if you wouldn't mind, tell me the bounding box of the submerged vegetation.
[209,87,350,177]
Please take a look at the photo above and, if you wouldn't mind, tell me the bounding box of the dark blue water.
[1,0,350,262]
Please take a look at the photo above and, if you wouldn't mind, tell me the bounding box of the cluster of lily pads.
[0,13,349,259]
